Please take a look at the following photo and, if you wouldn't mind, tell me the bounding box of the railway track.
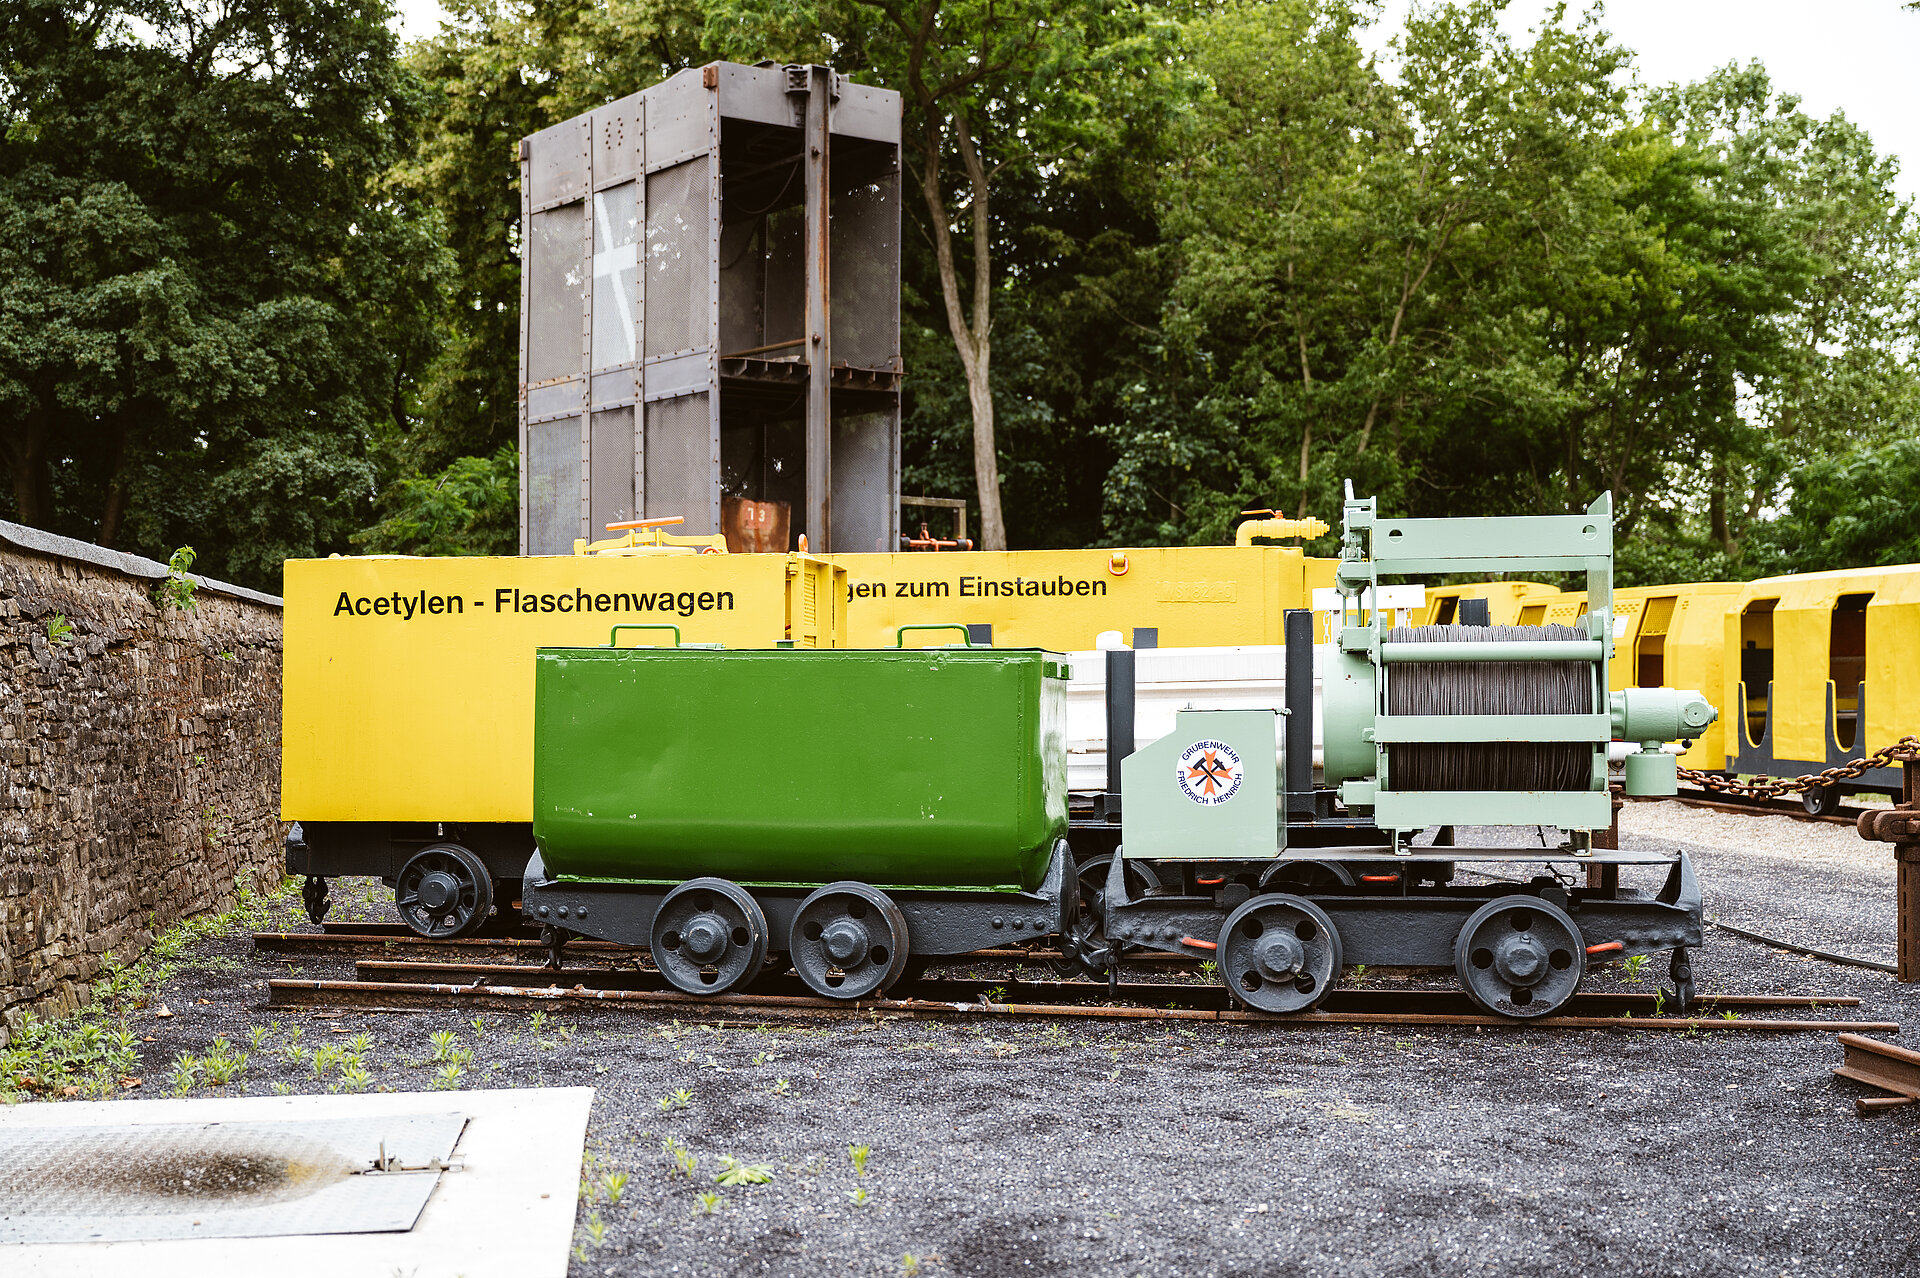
[1634,789,1869,827]
[263,957,1890,1032]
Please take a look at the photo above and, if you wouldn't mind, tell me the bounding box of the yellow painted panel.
[1415,581,1561,626]
[282,555,796,823]
[1614,582,1741,766]
[830,547,1320,650]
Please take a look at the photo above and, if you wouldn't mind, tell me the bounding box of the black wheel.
[1454,895,1585,1019]
[1257,860,1356,893]
[395,844,493,939]
[301,875,331,925]
[1802,784,1842,816]
[650,878,769,996]
[1050,854,1159,980]
[1218,894,1343,1013]
[788,882,910,1000]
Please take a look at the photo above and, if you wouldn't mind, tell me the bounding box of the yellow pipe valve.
[1234,514,1331,546]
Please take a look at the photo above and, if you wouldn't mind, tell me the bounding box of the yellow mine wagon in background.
[1723,564,1920,809]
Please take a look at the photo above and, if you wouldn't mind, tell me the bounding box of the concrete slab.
[0,1087,592,1278]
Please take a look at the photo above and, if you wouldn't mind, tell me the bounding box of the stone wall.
[0,525,283,1042]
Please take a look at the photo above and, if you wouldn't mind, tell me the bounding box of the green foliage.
[0,879,291,1102]
[354,446,518,554]
[0,0,444,589]
[18,0,1908,579]
[1751,435,1920,573]
[154,546,197,612]
[44,613,72,646]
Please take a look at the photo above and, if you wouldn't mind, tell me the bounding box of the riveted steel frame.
[517,62,902,554]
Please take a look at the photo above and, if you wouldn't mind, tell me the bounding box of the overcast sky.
[389,0,1920,201]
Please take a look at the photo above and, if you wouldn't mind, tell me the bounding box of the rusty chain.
[1676,735,1920,801]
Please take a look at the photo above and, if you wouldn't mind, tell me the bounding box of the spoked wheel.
[301,875,331,925]
[1454,894,1585,1019]
[650,878,769,996]
[1218,894,1343,1013]
[1257,860,1355,893]
[1050,853,1159,981]
[789,882,910,1000]
[1802,784,1842,817]
[395,844,493,939]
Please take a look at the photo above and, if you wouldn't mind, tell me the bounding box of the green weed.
[46,614,73,646]
[848,1144,871,1176]
[661,1136,697,1179]
[714,1156,773,1186]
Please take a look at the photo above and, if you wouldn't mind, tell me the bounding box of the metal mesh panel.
[645,394,713,532]
[830,171,900,370]
[718,218,764,355]
[590,406,636,533]
[528,204,586,383]
[645,159,711,357]
[830,407,898,552]
[592,183,640,370]
[762,205,806,347]
[528,417,582,554]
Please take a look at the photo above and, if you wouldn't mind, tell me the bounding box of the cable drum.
[1385,624,1594,792]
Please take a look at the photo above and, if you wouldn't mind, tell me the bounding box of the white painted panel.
[1064,644,1326,792]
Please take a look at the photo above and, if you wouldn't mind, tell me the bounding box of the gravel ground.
[19,800,1920,1277]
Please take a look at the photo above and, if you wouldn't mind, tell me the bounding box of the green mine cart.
[523,626,1074,999]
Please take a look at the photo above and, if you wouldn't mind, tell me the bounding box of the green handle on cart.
[610,624,681,648]
[895,624,976,648]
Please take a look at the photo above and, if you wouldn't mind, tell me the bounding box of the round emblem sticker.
[1176,739,1244,806]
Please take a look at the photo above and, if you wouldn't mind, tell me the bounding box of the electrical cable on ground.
[1708,919,1898,974]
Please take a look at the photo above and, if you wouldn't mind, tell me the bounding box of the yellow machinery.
[282,539,1335,828]
[282,552,844,825]
[833,545,1336,650]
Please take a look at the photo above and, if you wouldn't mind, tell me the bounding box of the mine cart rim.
[1453,894,1587,1019]
[788,881,912,1000]
[1257,859,1357,892]
[395,844,494,940]
[1218,893,1344,1014]
[649,877,770,996]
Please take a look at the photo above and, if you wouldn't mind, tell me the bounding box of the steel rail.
[266,978,1894,1032]
[1833,1033,1920,1116]
[346,958,1863,1015]
[1629,791,1864,827]
[254,931,1173,967]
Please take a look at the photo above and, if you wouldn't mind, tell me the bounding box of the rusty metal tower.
[517,61,903,554]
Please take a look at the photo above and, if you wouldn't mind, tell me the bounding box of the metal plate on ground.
[0,1112,467,1245]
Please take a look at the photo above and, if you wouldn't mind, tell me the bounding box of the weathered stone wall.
[0,530,282,1042]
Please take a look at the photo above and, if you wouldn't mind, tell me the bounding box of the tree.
[702,0,1180,548]
[0,0,441,588]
